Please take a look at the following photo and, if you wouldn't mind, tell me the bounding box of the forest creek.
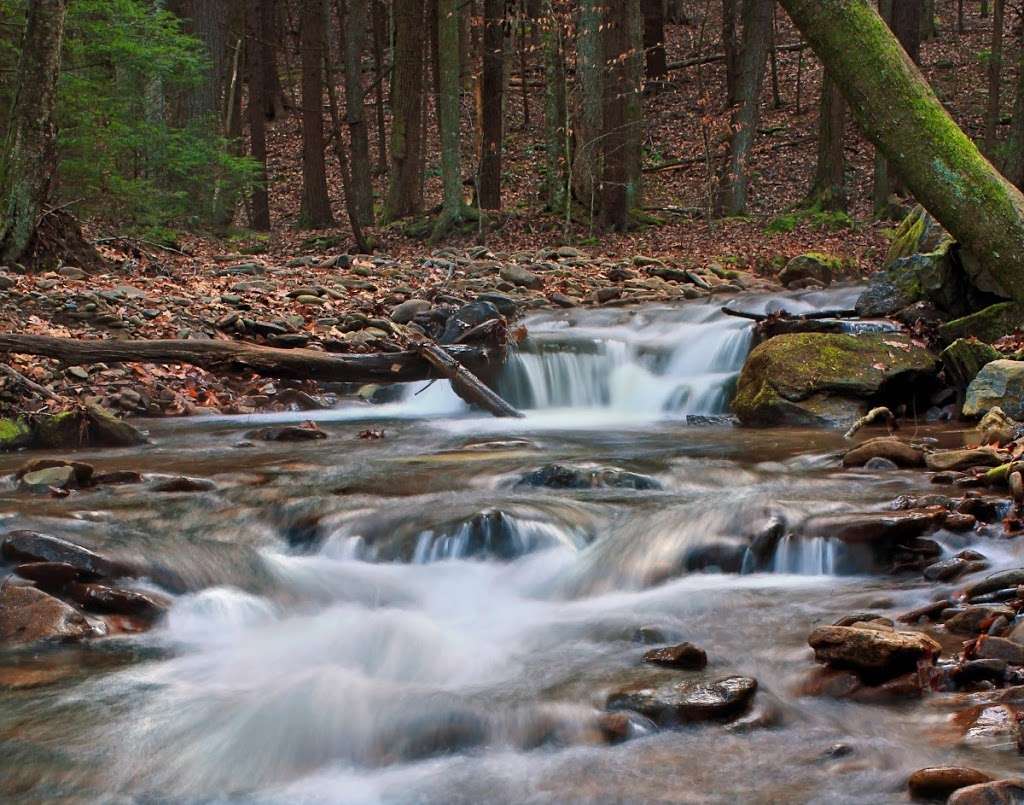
[9,0,1024,803]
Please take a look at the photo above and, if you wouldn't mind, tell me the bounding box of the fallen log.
[721,306,857,322]
[0,333,509,394]
[414,341,524,418]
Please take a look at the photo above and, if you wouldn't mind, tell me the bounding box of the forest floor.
[0,1,1009,418]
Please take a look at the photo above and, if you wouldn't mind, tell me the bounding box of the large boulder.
[0,584,97,644]
[1,531,129,580]
[964,361,1024,420]
[778,253,839,288]
[942,339,1002,390]
[732,333,939,427]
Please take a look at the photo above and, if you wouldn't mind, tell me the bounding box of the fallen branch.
[0,362,61,401]
[0,334,502,386]
[721,307,857,322]
[414,341,523,418]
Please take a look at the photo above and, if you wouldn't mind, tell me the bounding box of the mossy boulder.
[0,417,33,451]
[884,206,949,265]
[778,253,840,288]
[941,338,1002,389]
[856,240,961,318]
[0,406,145,453]
[733,333,939,427]
[964,360,1024,419]
[937,302,1024,345]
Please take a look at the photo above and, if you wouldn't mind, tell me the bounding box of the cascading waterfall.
[770,535,845,575]
[396,287,866,419]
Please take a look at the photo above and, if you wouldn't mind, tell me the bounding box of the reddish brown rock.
[642,642,707,670]
[842,438,925,468]
[0,584,96,644]
[908,767,994,801]
[808,625,941,679]
[948,780,1024,804]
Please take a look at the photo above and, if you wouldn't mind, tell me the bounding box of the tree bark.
[175,0,228,125]
[985,0,1005,155]
[370,0,388,176]
[246,0,271,230]
[1005,26,1024,186]
[574,0,603,215]
[478,0,505,210]
[642,0,668,81]
[600,0,630,229]
[715,0,772,216]
[543,5,568,213]
[299,0,335,228]
[432,0,467,240]
[341,0,375,225]
[777,0,1024,301]
[808,71,847,210]
[0,0,69,264]
[722,0,739,106]
[383,0,426,222]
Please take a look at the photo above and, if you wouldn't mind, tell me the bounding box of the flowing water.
[0,287,1019,803]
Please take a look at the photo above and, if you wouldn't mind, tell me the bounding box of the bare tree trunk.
[174,0,228,125]
[715,0,772,216]
[807,71,847,210]
[722,0,739,106]
[985,0,1005,155]
[431,0,468,240]
[370,0,388,175]
[0,0,69,264]
[246,0,271,230]
[478,0,505,209]
[261,0,288,120]
[543,6,568,212]
[600,0,630,228]
[341,0,375,225]
[777,0,1024,301]
[383,0,426,222]
[574,0,603,215]
[642,0,668,81]
[299,0,335,228]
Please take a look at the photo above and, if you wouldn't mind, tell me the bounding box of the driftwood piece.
[414,341,523,418]
[0,334,501,387]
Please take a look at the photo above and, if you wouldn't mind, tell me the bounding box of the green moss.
[0,417,32,451]
[940,338,1001,387]
[938,302,1024,344]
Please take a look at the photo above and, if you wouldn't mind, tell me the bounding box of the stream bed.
[0,289,1020,803]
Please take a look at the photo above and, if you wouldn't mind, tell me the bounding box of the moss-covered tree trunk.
[431,0,467,241]
[383,0,426,222]
[0,0,69,264]
[777,0,1024,301]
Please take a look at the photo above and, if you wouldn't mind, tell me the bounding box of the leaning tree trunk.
[1005,31,1024,187]
[0,0,69,264]
[777,0,1024,301]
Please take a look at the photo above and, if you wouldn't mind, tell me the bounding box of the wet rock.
[595,712,633,744]
[499,265,543,290]
[16,458,93,486]
[842,438,924,468]
[779,253,838,288]
[908,767,994,801]
[633,625,679,645]
[800,666,927,702]
[946,607,1017,635]
[547,292,579,308]
[856,240,963,318]
[32,405,146,450]
[606,676,757,726]
[953,659,1009,685]
[799,509,943,545]
[246,425,327,442]
[18,465,77,492]
[642,642,708,670]
[864,457,899,471]
[61,581,167,622]
[961,705,1022,750]
[93,470,144,485]
[376,709,490,762]
[965,361,1024,420]
[976,636,1024,665]
[0,584,96,644]
[977,408,1023,447]
[925,557,972,582]
[151,476,218,493]
[944,513,978,532]
[1,531,127,580]
[732,333,939,427]
[947,780,1024,805]
[964,570,1024,600]
[14,562,83,589]
[926,448,1008,472]
[440,300,503,344]
[808,625,940,679]
[518,463,662,491]
[683,540,747,573]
